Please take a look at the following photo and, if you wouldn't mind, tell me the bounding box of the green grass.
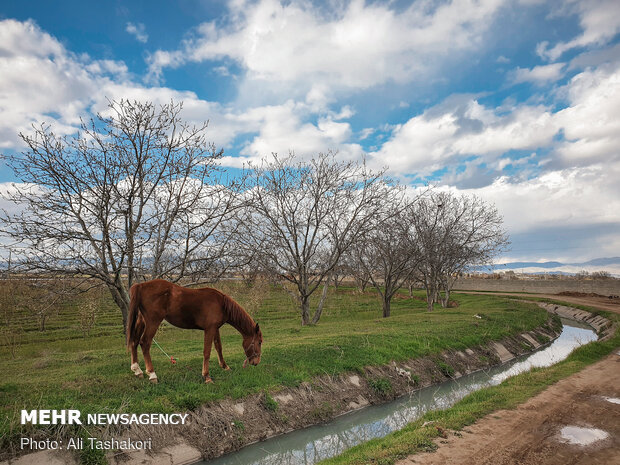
[368,377,393,397]
[0,283,550,450]
[319,303,620,465]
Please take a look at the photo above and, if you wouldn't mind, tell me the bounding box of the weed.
[262,393,279,412]
[436,361,455,378]
[368,377,393,396]
[176,394,201,411]
[79,433,107,465]
[310,402,335,421]
[533,332,549,344]
[232,420,245,430]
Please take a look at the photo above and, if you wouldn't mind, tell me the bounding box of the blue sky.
[1,0,619,266]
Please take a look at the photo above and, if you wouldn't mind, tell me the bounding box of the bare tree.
[349,197,416,317]
[1,100,241,328]
[407,192,509,310]
[406,195,442,311]
[236,151,397,325]
[590,270,611,279]
[16,278,68,331]
[340,250,371,293]
[0,279,23,357]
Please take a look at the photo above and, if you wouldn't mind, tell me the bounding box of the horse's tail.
[126,284,141,351]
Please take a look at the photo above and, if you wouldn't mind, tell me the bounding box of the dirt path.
[460,291,620,315]
[399,351,620,465]
[398,295,620,465]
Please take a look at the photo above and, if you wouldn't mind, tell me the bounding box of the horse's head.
[242,323,262,367]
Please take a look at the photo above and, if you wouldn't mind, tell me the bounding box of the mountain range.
[483,257,620,277]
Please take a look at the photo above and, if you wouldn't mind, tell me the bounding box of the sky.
[0,0,619,266]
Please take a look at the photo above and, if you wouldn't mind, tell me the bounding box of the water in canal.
[200,318,597,465]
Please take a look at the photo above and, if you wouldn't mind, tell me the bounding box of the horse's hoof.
[136,373,144,379]
[150,377,158,384]
[204,377,214,384]
[223,365,231,371]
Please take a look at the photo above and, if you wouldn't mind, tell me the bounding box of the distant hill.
[578,257,620,267]
[498,261,565,269]
[484,257,620,277]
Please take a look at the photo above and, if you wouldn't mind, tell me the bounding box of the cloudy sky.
[1,0,619,265]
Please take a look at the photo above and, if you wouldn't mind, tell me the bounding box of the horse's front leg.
[214,328,230,371]
[141,319,162,384]
[202,327,216,384]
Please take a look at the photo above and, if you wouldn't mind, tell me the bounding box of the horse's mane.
[221,293,255,335]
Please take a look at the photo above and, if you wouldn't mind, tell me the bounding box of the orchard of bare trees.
[0,99,509,327]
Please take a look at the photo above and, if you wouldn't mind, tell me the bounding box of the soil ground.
[399,293,620,465]
[462,291,620,315]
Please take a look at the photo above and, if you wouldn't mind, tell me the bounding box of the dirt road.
[398,294,620,465]
[461,291,620,315]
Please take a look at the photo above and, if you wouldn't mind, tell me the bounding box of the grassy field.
[0,281,550,451]
[319,302,620,465]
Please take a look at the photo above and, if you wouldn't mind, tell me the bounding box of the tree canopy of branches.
[236,152,398,325]
[349,195,419,317]
[1,100,241,328]
[407,191,509,310]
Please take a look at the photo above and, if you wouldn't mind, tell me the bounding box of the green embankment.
[0,283,550,452]
[319,301,620,465]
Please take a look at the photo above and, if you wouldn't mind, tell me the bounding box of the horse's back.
[132,280,225,330]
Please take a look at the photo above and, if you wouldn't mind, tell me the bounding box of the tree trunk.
[441,288,451,308]
[108,283,130,330]
[300,295,311,325]
[382,297,391,318]
[311,278,330,325]
[408,282,413,297]
[425,286,434,311]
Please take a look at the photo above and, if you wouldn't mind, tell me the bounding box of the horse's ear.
[255,323,260,333]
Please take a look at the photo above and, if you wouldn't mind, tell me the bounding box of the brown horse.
[126,279,262,384]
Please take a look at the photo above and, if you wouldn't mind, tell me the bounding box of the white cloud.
[537,0,620,61]
[0,18,367,170]
[147,0,508,94]
[145,49,185,84]
[554,63,620,166]
[468,166,620,234]
[219,100,363,167]
[509,63,565,85]
[0,19,248,152]
[213,65,232,76]
[370,98,558,175]
[371,59,620,178]
[125,22,148,43]
[441,162,620,262]
[0,19,120,147]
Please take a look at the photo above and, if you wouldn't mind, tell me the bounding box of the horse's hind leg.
[140,318,163,384]
[130,315,145,378]
[214,329,230,371]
